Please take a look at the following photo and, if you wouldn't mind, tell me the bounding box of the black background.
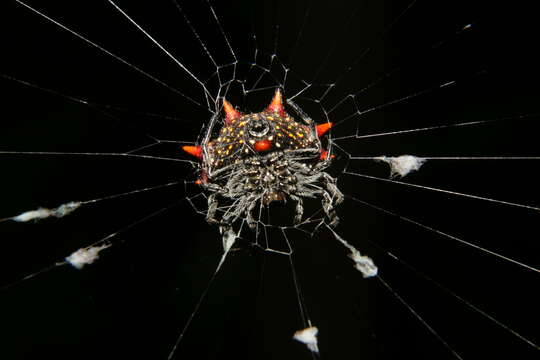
[0,1,539,359]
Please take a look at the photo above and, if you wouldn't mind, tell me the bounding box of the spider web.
[0,0,539,359]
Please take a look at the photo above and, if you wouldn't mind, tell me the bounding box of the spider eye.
[248,119,270,137]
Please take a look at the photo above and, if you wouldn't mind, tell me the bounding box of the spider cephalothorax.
[183,89,343,232]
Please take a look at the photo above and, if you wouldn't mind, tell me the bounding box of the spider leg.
[218,198,241,235]
[206,193,219,224]
[245,196,259,229]
[320,173,343,226]
[322,190,340,227]
[221,195,255,229]
[296,172,343,226]
[286,99,314,125]
[289,194,304,224]
[296,185,339,226]
[321,172,344,205]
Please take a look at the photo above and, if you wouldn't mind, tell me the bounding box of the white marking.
[375,155,426,178]
[216,230,237,273]
[327,225,378,278]
[12,202,81,222]
[293,326,319,353]
[349,252,378,278]
[222,230,236,253]
[65,245,110,269]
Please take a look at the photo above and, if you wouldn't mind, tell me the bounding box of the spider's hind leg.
[289,194,304,225]
[245,197,259,229]
[321,173,344,227]
[220,195,257,230]
[322,173,344,204]
[206,193,220,224]
[322,191,340,227]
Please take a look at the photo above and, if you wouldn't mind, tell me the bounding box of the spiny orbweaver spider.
[183,89,343,234]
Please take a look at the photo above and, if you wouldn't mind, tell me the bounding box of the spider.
[183,89,343,234]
